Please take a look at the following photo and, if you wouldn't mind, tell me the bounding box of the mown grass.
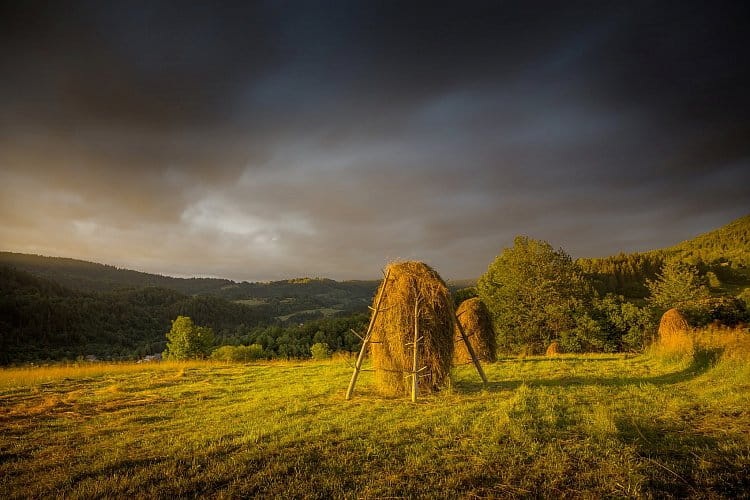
[1,346,749,498]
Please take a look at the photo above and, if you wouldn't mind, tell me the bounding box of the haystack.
[370,261,454,396]
[545,341,561,357]
[658,308,690,340]
[657,308,693,354]
[454,297,497,364]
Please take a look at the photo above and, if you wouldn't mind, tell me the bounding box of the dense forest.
[1,214,748,363]
[578,214,750,298]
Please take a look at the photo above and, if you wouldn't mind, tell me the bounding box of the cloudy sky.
[1,1,748,281]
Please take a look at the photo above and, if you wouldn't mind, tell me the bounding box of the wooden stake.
[453,307,488,385]
[345,269,391,400]
[412,294,420,403]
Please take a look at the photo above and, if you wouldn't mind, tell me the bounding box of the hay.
[657,308,693,355]
[658,308,690,339]
[454,298,497,364]
[370,261,454,396]
[545,341,561,357]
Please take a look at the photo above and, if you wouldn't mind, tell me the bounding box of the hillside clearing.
[1,355,749,498]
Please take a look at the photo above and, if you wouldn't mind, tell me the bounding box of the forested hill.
[0,252,233,295]
[0,252,380,307]
[659,213,750,266]
[578,213,750,298]
[0,266,276,364]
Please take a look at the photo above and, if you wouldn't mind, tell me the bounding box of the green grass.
[1,353,749,498]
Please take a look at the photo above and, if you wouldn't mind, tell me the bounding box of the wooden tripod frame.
[345,269,488,401]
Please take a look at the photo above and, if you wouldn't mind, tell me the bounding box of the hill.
[578,213,750,298]
[0,266,275,364]
[660,213,750,266]
[0,252,380,316]
[0,252,233,294]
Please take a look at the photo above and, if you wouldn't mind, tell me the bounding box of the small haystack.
[454,298,497,364]
[657,308,693,354]
[370,261,454,396]
[545,341,561,357]
[658,308,690,339]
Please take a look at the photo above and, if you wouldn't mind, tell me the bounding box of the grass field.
[1,349,749,498]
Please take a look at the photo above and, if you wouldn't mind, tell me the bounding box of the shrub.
[591,294,656,351]
[310,342,332,360]
[706,271,722,290]
[739,287,750,310]
[211,344,266,362]
[678,296,748,327]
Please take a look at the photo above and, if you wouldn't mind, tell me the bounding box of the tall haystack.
[454,297,497,364]
[370,261,454,396]
[657,308,693,354]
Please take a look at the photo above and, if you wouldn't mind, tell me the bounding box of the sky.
[1,1,749,281]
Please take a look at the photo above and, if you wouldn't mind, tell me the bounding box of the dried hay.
[657,308,693,355]
[454,297,497,364]
[545,341,561,357]
[370,261,454,396]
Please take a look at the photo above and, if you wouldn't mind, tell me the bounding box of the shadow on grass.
[615,414,749,498]
[455,348,723,394]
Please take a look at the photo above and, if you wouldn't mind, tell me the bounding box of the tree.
[477,236,590,353]
[163,316,215,360]
[646,260,709,312]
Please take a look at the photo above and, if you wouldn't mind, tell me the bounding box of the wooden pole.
[453,307,488,385]
[412,294,420,403]
[345,269,391,400]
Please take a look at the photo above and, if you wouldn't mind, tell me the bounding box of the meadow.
[1,344,749,498]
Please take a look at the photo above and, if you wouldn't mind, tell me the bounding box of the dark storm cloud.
[1,1,748,280]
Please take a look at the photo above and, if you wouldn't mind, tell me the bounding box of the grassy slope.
[1,355,748,498]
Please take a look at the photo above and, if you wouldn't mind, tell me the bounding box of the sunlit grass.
[0,361,214,388]
[1,346,748,498]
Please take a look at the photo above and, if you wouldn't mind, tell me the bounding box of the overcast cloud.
[1,1,748,280]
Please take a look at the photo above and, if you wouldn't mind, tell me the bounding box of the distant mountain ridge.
[0,252,233,295]
[0,252,472,302]
[2,212,747,303]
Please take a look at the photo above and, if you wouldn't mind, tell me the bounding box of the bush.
[211,344,266,362]
[678,296,749,327]
[310,342,332,360]
[592,294,656,351]
[706,271,722,290]
[559,312,611,353]
[738,288,750,310]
